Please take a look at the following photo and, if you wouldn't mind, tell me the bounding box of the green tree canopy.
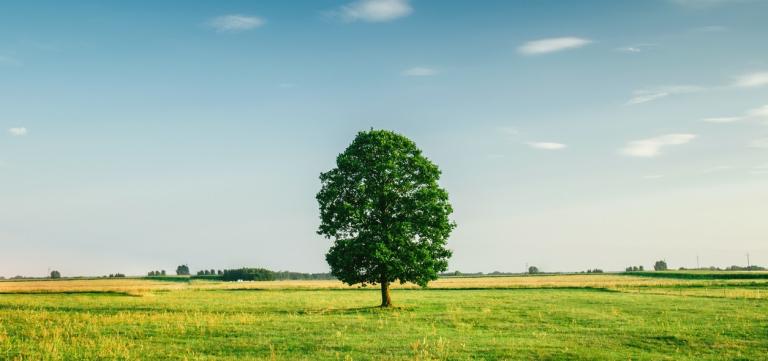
[176,264,190,276]
[317,129,455,307]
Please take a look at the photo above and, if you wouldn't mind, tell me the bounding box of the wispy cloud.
[208,15,265,32]
[733,72,768,88]
[402,67,437,77]
[701,116,741,123]
[334,0,412,23]
[627,85,704,105]
[518,37,592,55]
[746,105,768,118]
[643,174,665,180]
[701,104,768,124]
[628,71,767,106]
[692,25,729,32]
[526,142,567,150]
[753,163,768,175]
[701,165,733,173]
[749,138,768,149]
[621,133,697,157]
[616,43,656,53]
[8,127,28,136]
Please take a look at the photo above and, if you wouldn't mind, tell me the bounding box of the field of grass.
[1,273,767,360]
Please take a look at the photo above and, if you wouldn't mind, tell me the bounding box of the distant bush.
[585,269,603,273]
[50,270,61,279]
[654,260,668,271]
[528,266,540,275]
[625,265,644,272]
[221,268,275,281]
[726,265,765,271]
[176,265,190,276]
[107,273,125,278]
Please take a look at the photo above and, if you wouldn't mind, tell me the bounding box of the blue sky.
[1,0,767,276]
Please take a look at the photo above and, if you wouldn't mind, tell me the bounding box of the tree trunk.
[380,277,392,307]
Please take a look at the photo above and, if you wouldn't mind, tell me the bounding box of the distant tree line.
[625,265,645,272]
[678,265,765,271]
[147,270,167,276]
[196,269,224,276]
[582,269,603,274]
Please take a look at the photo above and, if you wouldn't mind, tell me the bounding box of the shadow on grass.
[298,305,416,315]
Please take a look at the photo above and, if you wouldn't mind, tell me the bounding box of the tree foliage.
[50,270,61,279]
[221,268,275,281]
[317,130,455,306]
[176,264,190,276]
[654,260,668,271]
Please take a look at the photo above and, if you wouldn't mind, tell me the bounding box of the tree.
[50,270,61,279]
[317,130,455,307]
[176,264,190,276]
[161,270,166,276]
[528,266,540,274]
[654,260,668,271]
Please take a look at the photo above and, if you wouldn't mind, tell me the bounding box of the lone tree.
[50,270,61,279]
[317,130,455,307]
[654,260,668,271]
[176,264,190,276]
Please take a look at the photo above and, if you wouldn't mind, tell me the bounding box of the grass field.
[1,274,767,360]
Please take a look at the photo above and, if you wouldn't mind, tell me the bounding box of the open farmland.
[1,273,766,360]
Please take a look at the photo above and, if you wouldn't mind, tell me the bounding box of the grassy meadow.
[1,273,767,360]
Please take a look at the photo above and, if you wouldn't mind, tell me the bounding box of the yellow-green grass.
[1,275,766,360]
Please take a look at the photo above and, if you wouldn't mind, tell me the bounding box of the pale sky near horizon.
[1,0,767,277]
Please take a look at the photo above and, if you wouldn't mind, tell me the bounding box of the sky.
[1,0,767,277]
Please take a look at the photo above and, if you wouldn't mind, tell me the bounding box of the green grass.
[1,277,766,360]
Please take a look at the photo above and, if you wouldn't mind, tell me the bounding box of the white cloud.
[526,142,567,150]
[616,43,656,53]
[700,104,768,125]
[337,0,412,23]
[617,46,641,53]
[402,67,437,77]
[8,127,28,136]
[749,138,768,149]
[733,72,768,88]
[621,133,697,157]
[701,116,741,123]
[518,37,592,55]
[208,15,265,32]
[627,85,704,105]
[746,105,768,118]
